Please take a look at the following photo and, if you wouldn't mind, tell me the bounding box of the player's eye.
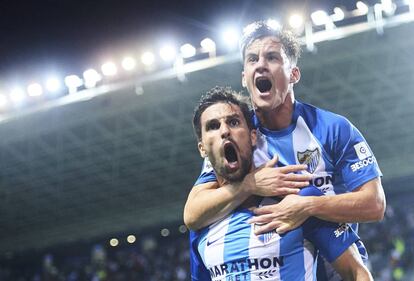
[206,120,220,131]
[229,118,240,127]
[267,53,279,61]
[246,55,258,63]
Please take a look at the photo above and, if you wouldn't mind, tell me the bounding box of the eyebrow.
[204,113,242,125]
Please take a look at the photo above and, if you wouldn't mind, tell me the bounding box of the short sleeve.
[332,118,382,191]
[303,218,359,263]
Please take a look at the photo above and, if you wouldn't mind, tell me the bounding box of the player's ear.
[241,71,247,88]
[198,142,207,158]
[250,128,257,147]
[289,66,301,84]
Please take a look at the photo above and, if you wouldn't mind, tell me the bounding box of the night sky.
[0,0,364,84]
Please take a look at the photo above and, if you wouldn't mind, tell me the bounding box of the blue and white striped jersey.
[190,187,360,281]
[196,101,382,193]
[192,101,381,280]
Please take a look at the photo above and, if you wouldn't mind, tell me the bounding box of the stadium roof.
[1,20,414,256]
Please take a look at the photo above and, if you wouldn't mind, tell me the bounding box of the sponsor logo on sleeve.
[351,142,375,172]
[354,142,372,160]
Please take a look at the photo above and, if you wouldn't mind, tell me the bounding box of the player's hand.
[241,155,312,197]
[248,194,311,234]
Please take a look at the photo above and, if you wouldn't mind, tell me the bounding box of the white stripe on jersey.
[197,198,317,281]
[201,217,231,272]
[292,117,335,195]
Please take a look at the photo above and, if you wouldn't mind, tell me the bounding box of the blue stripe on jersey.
[264,133,296,168]
[279,228,306,281]
[223,210,252,281]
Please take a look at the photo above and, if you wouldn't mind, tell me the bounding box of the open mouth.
[224,142,239,168]
[255,77,272,93]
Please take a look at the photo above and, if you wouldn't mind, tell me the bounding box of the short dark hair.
[193,86,253,141]
[240,20,301,64]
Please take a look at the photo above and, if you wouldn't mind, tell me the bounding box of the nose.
[256,56,268,73]
[220,123,230,139]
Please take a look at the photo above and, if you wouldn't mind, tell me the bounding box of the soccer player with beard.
[184,21,386,281]
[190,86,372,281]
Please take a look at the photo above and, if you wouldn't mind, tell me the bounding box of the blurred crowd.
[0,194,413,281]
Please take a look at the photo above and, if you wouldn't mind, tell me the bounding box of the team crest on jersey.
[297,148,320,174]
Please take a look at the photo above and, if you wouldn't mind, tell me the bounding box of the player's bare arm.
[183,155,312,230]
[250,177,385,234]
[332,243,373,281]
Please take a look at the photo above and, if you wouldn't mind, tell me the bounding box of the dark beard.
[211,154,252,183]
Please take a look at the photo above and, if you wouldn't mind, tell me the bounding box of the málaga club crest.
[297,148,320,174]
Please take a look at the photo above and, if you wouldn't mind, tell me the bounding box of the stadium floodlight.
[159,45,177,62]
[332,7,345,21]
[266,19,281,30]
[64,75,83,93]
[127,235,136,244]
[180,43,196,58]
[200,38,216,53]
[288,14,304,29]
[109,238,119,247]
[101,62,117,76]
[83,68,102,88]
[45,77,61,93]
[121,56,136,71]
[311,10,331,26]
[221,28,239,49]
[27,83,43,97]
[356,1,369,15]
[407,0,414,13]
[0,94,8,108]
[141,51,155,66]
[381,0,396,15]
[9,87,25,104]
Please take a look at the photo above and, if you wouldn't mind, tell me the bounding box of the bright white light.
[160,228,170,237]
[311,10,330,26]
[266,19,281,30]
[288,14,304,29]
[64,75,83,92]
[27,83,43,97]
[0,94,8,108]
[109,238,119,247]
[121,56,136,71]
[127,235,136,244]
[46,78,61,93]
[180,43,196,58]
[406,0,414,12]
[141,51,155,66]
[221,28,239,49]
[101,62,117,76]
[200,38,216,53]
[332,7,345,21]
[356,1,369,15]
[381,0,396,15]
[9,88,25,104]
[159,45,177,62]
[83,69,102,88]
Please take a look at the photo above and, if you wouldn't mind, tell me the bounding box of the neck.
[256,93,295,131]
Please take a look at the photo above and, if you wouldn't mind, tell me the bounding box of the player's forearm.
[307,178,385,222]
[184,182,250,230]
